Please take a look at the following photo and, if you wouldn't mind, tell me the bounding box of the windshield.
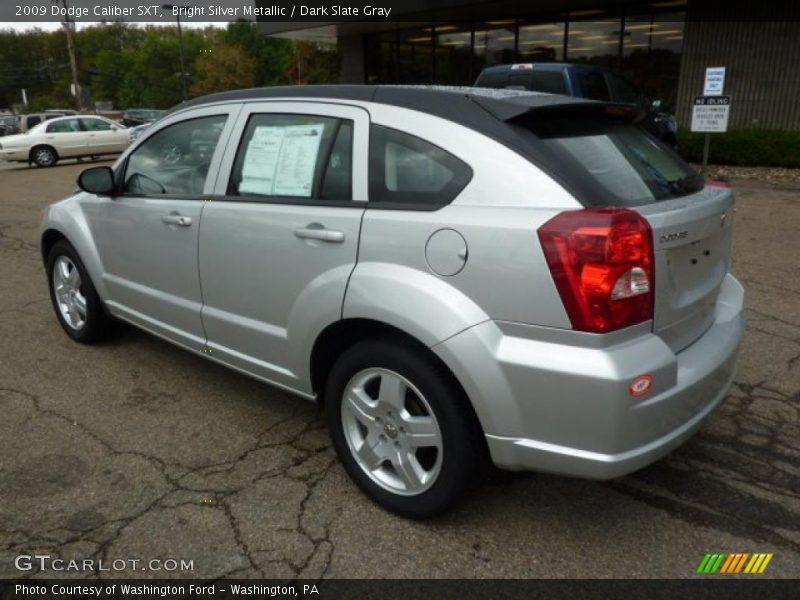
[528,118,702,206]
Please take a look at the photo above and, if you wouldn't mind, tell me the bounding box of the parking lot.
[0,159,798,579]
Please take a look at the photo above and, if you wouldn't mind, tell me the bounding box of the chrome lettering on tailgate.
[659,230,689,244]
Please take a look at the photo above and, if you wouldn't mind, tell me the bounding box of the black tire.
[46,240,113,343]
[324,339,483,519]
[31,145,58,168]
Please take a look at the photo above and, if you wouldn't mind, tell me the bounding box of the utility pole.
[53,0,82,111]
[162,4,189,101]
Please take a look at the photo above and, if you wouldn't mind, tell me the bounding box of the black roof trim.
[171,84,599,121]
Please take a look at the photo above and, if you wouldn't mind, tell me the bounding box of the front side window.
[47,118,81,133]
[123,115,227,196]
[369,125,472,207]
[81,118,113,131]
[228,114,353,201]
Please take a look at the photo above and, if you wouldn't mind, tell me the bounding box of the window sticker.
[239,123,324,197]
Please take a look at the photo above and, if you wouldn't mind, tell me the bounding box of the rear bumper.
[433,273,744,479]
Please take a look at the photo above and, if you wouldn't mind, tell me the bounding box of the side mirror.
[110,125,119,131]
[78,166,115,196]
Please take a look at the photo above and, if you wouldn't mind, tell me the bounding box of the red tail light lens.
[538,208,654,333]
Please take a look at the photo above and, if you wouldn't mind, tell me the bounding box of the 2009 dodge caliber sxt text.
[40,86,744,518]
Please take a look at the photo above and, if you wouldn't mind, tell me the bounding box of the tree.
[190,43,256,97]
[223,21,294,87]
[286,42,340,85]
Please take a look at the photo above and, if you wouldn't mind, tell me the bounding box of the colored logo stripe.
[698,552,773,574]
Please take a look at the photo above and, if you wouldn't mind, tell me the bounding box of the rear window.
[529,118,702,206]
[476,71,508,88]
[509,71,567,94]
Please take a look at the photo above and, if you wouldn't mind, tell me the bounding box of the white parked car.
[0,115,128,167]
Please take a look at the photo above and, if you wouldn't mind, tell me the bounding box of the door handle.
[294,227,345,243]
[161,214,192,227]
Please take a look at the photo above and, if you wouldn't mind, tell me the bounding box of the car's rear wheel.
[46,240,112,343]
[325,339,482,519]
[31,145,58,168]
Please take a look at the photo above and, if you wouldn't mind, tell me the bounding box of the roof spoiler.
[470,95,646,124]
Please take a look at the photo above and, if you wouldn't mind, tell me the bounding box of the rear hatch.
[637,187,733,352]
[505,103,734,350]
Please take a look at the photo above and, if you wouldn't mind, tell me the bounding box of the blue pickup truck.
[475,62,677,147]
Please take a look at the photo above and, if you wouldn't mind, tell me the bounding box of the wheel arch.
[40,210,109,303]
[310,316,489,456]
[30,143,58,163]
[311,320,471,411]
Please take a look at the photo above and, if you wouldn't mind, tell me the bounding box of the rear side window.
[369,125,472,208]
[529,118,702,206]
[510,71,567,94]
[608,74,643,106]
[81,118,113,131]
[47,118,81,133]
[26,116,41,128]
[228,114,353,201]
[581,71,611,101]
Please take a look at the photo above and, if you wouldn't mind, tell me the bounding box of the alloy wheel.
[341,367,443,496]
[52,256,87,330]
[34,147,55,166]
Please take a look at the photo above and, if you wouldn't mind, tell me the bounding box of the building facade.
[258,1,800,130]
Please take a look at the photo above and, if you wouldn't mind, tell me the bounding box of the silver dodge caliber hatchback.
[41,86,744,518]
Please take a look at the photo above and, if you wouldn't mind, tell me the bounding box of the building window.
[473,21,516,74]
[566,17,622,68]
[365,31,398,84]
[434,24,473,85]
[517,21,565,62]
[398,28,433,84]
[621,10,686,111]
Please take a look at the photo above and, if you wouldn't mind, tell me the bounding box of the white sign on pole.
[691,95,731,132]
[703,66,726,96]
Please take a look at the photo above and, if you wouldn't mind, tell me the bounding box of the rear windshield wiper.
[669,174,704,195]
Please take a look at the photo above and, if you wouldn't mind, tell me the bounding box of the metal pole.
[702,133,711,167]
[176,14,188,101]
[59,0,82,110]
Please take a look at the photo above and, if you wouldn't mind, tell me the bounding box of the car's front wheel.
[31,145,58,168]
[325,339,483,519]
[46,240,113,343]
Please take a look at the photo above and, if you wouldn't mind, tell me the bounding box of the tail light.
[705,179,729,188]
[538,208,654,333]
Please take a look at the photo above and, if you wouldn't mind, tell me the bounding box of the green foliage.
[677,129,800,168]
[191,44,256,96]
[0,22,338,112]
[223,21,294,87]
[287,42,341,85]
